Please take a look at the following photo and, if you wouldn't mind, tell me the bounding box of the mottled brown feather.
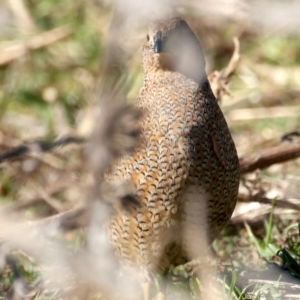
[104,16,240,279]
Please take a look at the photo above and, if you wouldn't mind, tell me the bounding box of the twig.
[7,0,36,33]
[4,188,65,213]
[4,182,75,213]
[26,151,71,171]
[228,106,298,121]
[238,193,300,210]
[208,37,240,102]
[231,206,271,225]
[281,130,300,142]
[0,25,72,66]
[35,190,64,214]
[244,279,300,299]
[223,37,241,79]
[239,140,300,174]
[0,136,84,163]
[5,197,44,211]
[0,206,88,243]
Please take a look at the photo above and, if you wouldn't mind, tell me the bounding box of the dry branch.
[0,136,83,163]
[0,206,87,243]
[238,193,300,210]
[244,279,300,299]
[239,140,300,174]
[228,106,298,121]
[0,25,72,66]
[5,184,67,212]
[208,37,240,102]
[7,0,36,33]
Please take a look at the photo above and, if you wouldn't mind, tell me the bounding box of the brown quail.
[104,16,240,280]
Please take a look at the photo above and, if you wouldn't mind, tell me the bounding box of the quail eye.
[146,34,150,41]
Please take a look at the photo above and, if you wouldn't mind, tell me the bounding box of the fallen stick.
[0,136,84,163]
[0,25,72,66]
[238,193,300,210]
[228,106,298,121]
[239,139,300,174]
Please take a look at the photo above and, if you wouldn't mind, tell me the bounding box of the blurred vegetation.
[0,0,300,299]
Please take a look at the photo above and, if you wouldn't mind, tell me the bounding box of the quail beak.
[153,32,162,53]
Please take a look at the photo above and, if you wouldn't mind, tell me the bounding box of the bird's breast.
[140,77,204,139]
[106,75,217,273]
